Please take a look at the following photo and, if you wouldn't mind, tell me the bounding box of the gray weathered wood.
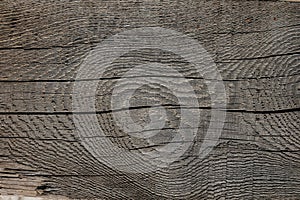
[1,0,299,199]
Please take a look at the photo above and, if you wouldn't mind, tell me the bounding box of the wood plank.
[0,75,298,112]
[1,0,299,199]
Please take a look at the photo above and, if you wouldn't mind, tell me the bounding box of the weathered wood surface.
[1,0,300,199]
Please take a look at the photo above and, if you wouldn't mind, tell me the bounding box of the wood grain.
[1,0,299,199]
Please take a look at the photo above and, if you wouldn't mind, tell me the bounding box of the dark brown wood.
[1,0,299,199]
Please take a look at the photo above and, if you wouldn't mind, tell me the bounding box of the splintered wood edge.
[0,195,69,200]
[0,162,69,200]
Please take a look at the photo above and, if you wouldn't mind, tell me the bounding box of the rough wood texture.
[1,0,300,199]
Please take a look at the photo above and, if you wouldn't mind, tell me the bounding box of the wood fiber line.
[0,76,299,112]
[0,1,299,81]
[1,136,299,199]
[1,0,300,199]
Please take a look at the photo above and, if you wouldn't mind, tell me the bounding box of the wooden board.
[1,0,299,199]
